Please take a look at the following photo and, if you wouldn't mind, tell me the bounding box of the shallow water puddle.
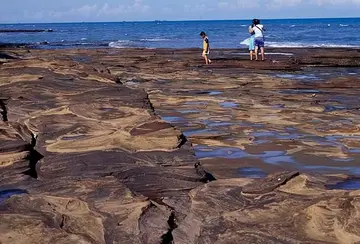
[252,131,277,137]
[209,91,223,96]
[253,139,271,145]
[275,74,321,80]
[237,167,268,178]
[177,109,200,114]
[195,146,249,159]
[207,121,234,127]
[304,165,360,175]
[281,89,321,95]
[161,116,184,123]
[184,129,226,137]
[327,179,360,190]
[195,146,297,165]
[349,149,360,153]
[154,74,360,178]
[324,105,348,112]
[0,189,28,203]
[193,90,223,96]
[220,102,238,108]
[251,130,304,140]
[183,101,208,106]
[264,155,297,164]
[206,91,223,96]
[325,135,360,141]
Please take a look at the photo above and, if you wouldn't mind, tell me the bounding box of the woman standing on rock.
[248,24,256,60]
[249,19,266,61]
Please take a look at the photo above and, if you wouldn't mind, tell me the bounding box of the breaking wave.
[108,40,134,48]
[139,38,171,42]
[266,42,359,48]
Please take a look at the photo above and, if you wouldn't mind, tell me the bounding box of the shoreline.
[2,40,360,50]
[2,46,359,69]
[0,47,360,243]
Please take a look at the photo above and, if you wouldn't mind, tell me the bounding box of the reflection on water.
[162,116,184,123]
[207,122,234,127]
[220,102,238,108]
[178,109,200,114]
[195,146,249,159]
[209,91,223,96]
[195,146,298,165]
[237,167,268,178]
[281,89,321,95]
[276,74,320,80]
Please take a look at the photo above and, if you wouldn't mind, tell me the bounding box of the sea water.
[0,18,359,49]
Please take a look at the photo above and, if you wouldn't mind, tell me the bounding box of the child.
[200,31,211,65]
[249,19,265,61]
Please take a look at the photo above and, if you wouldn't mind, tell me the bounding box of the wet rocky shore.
[0,47,360,243]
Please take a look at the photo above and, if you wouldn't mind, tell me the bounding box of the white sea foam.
[340,24,349,27]
[140,38,170,42]
[108,40,132,48]
[267,42,359,48]
[81,38,87,40]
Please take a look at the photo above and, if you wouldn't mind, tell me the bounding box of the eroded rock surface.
[0,47,360,243]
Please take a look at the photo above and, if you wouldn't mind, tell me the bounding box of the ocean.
[0,18,359,49]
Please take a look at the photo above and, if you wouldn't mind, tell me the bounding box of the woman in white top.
[249,19,265,61]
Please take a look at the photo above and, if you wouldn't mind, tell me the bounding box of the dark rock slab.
[242,171,300,194]
[1,48,360,244]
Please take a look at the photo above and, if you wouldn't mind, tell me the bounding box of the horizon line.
[1,16,359,25]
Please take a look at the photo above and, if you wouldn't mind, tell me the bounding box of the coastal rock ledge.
[0,48,360,244]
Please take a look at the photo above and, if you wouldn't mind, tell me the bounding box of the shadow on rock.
[161,211,178,244]
[195,162,216,183]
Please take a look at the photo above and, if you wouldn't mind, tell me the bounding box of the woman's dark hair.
[253,19,260,25]
[200,31,206,36]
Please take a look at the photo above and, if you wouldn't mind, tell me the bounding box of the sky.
[1,0,360,23]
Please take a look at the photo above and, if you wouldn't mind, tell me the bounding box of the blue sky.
[1,0,360,23]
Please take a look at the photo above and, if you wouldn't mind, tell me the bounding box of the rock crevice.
[0,99,8,122]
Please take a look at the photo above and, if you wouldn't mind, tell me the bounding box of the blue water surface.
[0,18,359,49]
